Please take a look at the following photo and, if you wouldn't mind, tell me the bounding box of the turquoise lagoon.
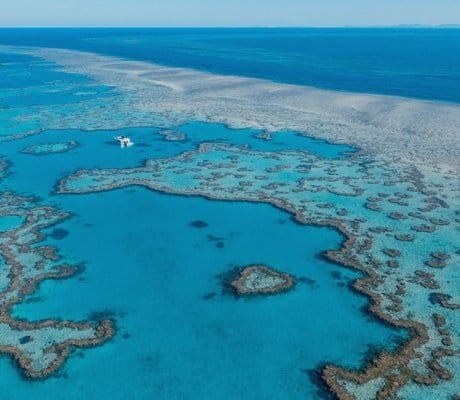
[1,119,404,399]
[0,31,458,400]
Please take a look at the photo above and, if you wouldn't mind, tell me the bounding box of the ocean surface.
[0,29,458,399]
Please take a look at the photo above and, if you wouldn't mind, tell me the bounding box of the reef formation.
[158,129,186,142]
[0,161,114,379]
[1,45,458,399]
[230,265,294,296]
[15,46,460,170]
[20,141,80,156]
[56,143,459,399]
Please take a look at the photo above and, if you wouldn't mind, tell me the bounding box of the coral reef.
[0,160,114,378]
[56,142,460,399]
[2,45,458,398]
[20,141,80,156]
[158,129,186,142]
[229,265,294,296]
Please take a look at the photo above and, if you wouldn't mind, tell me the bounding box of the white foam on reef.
[17,46,460,171]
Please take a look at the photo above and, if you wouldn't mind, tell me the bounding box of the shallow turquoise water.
[0,215,24,232]
[1,119,404,399]
[177,122,356,158]
[3,123,356,199]
[5,188,404,399]
[0,37,451,399]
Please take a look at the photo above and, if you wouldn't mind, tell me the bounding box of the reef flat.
[57,143,459,399]
[13,46,460,170]
[229,265,294,296]
[0,161,114,379]
[20,141,80,156]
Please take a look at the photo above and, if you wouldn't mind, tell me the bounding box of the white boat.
[115,135,134,147]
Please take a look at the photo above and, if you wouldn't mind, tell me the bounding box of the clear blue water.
[0,51,114,107]
[1,28,459,103]
[2,124,356,191]
[0,52,87,89]
[0,29,451,399]
[177,122,357,158]
[0,215,24,232]
[1,126,405,399]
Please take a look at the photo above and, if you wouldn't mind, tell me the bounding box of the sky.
[0,0,459,27]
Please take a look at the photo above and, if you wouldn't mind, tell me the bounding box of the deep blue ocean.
[0,28,459,102]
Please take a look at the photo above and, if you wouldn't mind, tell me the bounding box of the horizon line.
[0,24,459,29]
